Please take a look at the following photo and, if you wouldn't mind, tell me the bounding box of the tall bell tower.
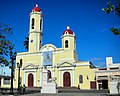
[29,4,43,52]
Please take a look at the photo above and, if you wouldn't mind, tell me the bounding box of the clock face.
[30,39,33,43]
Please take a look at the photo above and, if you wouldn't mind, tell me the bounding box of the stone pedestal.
[110,81,120,94]
[41,82,58,93]
[41,67,58,93]
[110,76,120,94]
[42,69,48,85]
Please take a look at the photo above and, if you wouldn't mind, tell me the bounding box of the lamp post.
[17,59,22,92]
[10,51,17,95]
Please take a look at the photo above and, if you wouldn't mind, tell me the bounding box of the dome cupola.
[32,4,41,12]
[63,26,74,35]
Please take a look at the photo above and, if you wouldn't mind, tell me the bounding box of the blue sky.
[0,0,120,71]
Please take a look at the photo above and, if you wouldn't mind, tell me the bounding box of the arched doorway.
[48,70,51,79]
[63,72,71,87]
[28,73,34,87]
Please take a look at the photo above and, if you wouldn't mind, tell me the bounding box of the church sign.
[43,51,52,66]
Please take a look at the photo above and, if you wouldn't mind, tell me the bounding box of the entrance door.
[63,72,71,87]
[28,73,34,87]
[102,80,108,89]
[90,81,96,89]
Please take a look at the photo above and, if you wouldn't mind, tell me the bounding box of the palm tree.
[23,37,29,51]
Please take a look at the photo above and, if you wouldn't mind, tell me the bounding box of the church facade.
[14,4,97,89]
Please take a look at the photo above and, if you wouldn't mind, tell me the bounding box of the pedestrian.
[23,84,26,92]
[116,82,120,93]
[78,84,80,90]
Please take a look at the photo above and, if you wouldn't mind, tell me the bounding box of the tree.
[102,1,120,35]
[23,36,29,51]
[0,23,14,66]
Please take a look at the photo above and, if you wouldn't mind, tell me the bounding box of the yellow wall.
[62,35,75,50]
[74,65,97,89]
[29,12,42,32]
[13,43,97,89]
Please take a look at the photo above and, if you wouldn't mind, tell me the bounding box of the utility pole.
[17,59,23,92]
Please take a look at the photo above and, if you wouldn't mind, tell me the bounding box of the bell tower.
[29,4,43,52]
[62,26,76,50]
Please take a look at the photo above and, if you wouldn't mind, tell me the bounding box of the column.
[52,51,55,66]
[40,53,43,86]
[52,66,55,77]
[34,34,37,51]
[40,53,43,66]
[38,34,40,50]
[24,71,26,84]
[40,67,43,86]
[34,71,36,86]
[58,69,60,86]
[72,69,75,86]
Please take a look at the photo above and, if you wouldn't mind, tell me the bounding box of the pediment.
[57,62,76,68]
[22,63,38,70]
[40,44,57,52]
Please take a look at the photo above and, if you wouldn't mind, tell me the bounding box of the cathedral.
[14,4,97,89]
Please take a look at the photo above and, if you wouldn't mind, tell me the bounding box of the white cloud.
[96,62,106,68]
[89,58,102,61]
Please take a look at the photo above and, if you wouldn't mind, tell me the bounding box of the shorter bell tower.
[62,26,76,50]
[29,4,43,52]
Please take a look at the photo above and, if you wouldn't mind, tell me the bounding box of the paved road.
[18,93,107,96]
[2,93,120,96]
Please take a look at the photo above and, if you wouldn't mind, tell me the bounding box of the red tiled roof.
[32,4,41,12]
[63,29,74,35]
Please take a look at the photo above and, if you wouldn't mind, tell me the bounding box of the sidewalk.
[1,92,120,96]
[1,87,120,96]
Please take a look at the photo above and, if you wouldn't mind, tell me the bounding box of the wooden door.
[28,73,34,87]
[102,80,108,89]
[90,81,96,89]
[63,72,71,87]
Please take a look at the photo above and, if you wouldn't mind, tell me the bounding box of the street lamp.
[17,59,23,92]
[10,51,17,95]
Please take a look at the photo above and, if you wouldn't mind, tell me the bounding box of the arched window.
[65,40,68,48]
[79,75,83,83]
[40,19,42,30]
[31,18,35,29]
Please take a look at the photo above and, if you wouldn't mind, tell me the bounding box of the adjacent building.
[0,75,11,88]
[96,57,120,90]
[0,65,11,88]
